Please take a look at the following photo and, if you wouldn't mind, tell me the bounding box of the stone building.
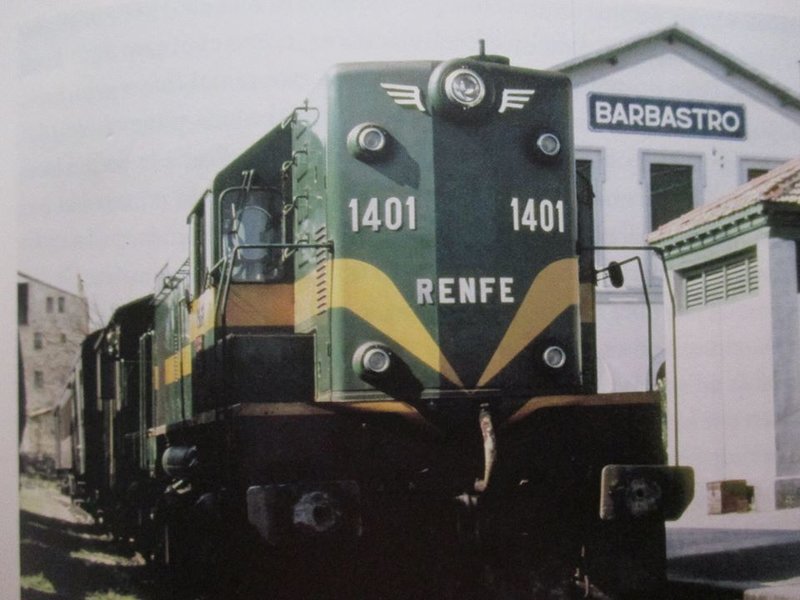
[18,272,89,468]
[649,158,800,514]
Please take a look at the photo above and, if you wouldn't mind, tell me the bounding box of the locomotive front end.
[294,56,580,406]
[277,55,694,596]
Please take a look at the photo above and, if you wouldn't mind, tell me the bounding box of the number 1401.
[510,198,565,233]
[349,196,417,232]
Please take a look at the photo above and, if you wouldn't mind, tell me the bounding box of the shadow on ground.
[20,507,155,600]
[668,528,800,585]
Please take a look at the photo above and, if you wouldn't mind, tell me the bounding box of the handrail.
[153,258,190,306]
[590,245,680,466]
[597,256,653,390]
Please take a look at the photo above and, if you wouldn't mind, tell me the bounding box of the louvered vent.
[314,226,328,315]
[684,249,758,310]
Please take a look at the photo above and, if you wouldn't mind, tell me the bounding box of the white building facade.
[649,159,800,513]
[556,27,800,403]
[554,27,800,513]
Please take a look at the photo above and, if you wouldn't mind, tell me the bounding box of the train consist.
[59,50,693,599]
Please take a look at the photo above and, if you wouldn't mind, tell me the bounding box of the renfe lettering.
[416,277,514,305]
[590,94,745,139]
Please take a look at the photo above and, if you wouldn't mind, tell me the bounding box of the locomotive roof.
[108,294,154,319]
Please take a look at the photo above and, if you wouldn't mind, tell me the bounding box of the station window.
[34,370,44,388]
[739,159,784,184]
[649,163,694,231]
[575,149,605,247]
[576,160,594,218]
[46,297,54,313]
[642,153,703,238]
[34,332,43,350]
[18,283,28,325]
[576,159,592,185]
[58,297,65,313]
[576,158,598,254]
[682,248,758,310]
[796,241,800,293]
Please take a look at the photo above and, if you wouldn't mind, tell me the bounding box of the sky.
[3,0,800,327]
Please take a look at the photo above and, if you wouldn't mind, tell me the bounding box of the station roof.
[554,25,800,112]
[648,156,800,249]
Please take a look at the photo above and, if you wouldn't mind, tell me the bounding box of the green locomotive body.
[70,53,693,599]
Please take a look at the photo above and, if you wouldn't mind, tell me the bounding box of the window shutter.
[685,274,705,309]
[683,249,758,309]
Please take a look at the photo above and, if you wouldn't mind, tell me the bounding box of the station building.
[554,25,800,467]
[556,26,800,393]
[554,26,800,514]
[650,158,800,515]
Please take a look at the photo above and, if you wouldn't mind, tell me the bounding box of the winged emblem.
[380,83,536,115]
[380,83,426,112]
[498,88,536,113]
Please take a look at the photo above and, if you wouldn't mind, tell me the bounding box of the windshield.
[220,188,283,282]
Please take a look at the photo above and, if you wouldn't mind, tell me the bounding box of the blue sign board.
[589,93,746,139]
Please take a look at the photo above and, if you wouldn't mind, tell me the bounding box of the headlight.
[356,126,386,152]
[353,342,393,378]
[362,346,391,374]
[444,68,486,108]
[543,346,566,369]
[428,60,494,121]
[347,123,390,161]
[536,133,561,157]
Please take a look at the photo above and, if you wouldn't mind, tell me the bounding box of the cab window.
[220,188,283,282]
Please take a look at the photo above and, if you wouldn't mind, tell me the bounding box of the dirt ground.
[19,476,156,600]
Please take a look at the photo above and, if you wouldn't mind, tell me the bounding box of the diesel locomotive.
[64,50,693,599]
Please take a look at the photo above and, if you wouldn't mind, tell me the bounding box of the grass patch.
[85,592,141,600]
[69,549,141,567]
[20,572,56,594]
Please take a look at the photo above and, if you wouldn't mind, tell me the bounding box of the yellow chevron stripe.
[329,258,463,387]
[295,267,324,328]
[478,258,578,387]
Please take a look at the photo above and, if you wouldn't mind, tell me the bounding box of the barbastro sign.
[589,93,746,139]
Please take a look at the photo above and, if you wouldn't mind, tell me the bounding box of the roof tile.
[647,157,800,243]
